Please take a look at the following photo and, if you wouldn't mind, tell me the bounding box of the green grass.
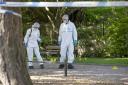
[35,55,128,66]
[75,57,128,66]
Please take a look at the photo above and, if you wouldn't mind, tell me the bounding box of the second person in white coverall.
[58,14,77,69]
[24,22,44,69]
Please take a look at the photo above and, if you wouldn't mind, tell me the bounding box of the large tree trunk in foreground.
[0,3,33,85]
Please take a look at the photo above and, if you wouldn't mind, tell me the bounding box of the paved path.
[29,63,128,85]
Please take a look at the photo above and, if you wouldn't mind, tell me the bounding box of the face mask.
[63,19,68,24]
[32,27,38,30]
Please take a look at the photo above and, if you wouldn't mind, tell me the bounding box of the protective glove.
[23,42,27,47]
[58,41,61,46]
[37,38,42,44]
[73,40,77,47]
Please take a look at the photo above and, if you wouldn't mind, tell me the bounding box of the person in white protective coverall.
[58,14,77,69]
[24,22,44,69]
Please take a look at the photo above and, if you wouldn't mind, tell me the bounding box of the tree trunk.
[0,1,33,85]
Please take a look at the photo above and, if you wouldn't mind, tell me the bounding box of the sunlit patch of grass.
[75,57,128,66]
[44,56,58,63]
[42,55,128,66]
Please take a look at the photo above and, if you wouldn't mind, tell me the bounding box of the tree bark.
[0,1,33,85]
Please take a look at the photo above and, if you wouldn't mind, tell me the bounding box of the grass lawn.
[44,56,128,66]
[74,57,128,66]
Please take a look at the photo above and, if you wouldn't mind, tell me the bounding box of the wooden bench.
[41,45,78,57]
[44,45,60,56]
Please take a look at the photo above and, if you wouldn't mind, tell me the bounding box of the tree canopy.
[22,1,128,57]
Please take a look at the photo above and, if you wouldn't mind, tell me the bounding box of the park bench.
[42,45,78,58]
[44,45,60,57]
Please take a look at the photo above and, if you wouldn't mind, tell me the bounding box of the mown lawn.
[44,56,128,66]
[75,57,128,66]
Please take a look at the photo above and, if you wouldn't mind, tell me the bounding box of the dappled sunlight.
[0,1,128,85]
[120,78,128,85]
[31,75,64,80]
[30,75,102,84]
[29,63,128,85]
[120,78,128,81]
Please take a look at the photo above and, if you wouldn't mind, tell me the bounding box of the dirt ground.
[29,62,128,85]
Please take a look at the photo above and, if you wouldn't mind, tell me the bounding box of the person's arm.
[73,23,77,41]
[58,24,62,45]
[37,30,41,43]
[72,23,78,46]
[24,29,31,44]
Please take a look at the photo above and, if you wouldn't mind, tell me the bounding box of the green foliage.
[78,7,128,57]
[106,17,128,57]
[22,1,128,58]
[78,26,105,57]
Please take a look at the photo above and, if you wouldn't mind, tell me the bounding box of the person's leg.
[60,44,67,63]
[34,47,44,68]
[67,43,74,69]
[59,44,67,69]
[27,47,34,69]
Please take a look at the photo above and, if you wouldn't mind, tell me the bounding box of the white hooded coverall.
[58,21,77,63]
[24,28,43,66]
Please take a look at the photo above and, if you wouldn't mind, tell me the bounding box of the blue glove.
[23,42,27,47]
[73,40,77,46]
[58,41,61,46]
[37,38,42,44]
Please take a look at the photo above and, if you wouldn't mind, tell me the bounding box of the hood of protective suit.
[32,22,40,28]
[62,14,69,24]
[62,14,69,20]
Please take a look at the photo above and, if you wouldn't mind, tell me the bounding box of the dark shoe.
[40,64,44,69]
[29,66,34,69]
[68,64,74,69]
[58,64,64,69]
